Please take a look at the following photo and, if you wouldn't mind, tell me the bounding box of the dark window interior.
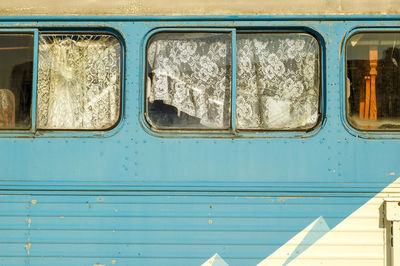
[0,34,33,130]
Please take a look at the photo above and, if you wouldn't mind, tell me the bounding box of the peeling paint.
[59,216,64,219]
[26,218,31,229]
[24,242,31,256]
[24,216,32,257]
[112,260,116,264]
[208,219,213,224]
[31,199,37,204]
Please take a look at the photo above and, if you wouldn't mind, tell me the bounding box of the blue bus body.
[1,16,400,266]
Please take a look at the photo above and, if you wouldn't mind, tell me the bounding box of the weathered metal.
[0,15,399,266]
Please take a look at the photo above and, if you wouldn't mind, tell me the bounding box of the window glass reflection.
[347,32,400,130]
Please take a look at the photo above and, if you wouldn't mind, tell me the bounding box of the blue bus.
[1,1,400,265]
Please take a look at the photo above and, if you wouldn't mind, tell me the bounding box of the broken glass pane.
[346,32,400,130]
[146,32,232,130]
[236,33,320,130]
[0,34,33,130]
[37,34,121,130]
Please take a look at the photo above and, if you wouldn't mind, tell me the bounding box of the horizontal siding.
[0,193,394,265]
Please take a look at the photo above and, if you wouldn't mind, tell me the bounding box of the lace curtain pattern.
[37,34,121,129]
[236,33,320,129]
[146,33,231,128]
[0,89,15,128]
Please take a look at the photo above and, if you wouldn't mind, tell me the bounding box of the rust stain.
[98,197,103,201]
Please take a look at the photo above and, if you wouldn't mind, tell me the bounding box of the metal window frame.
[140,26,325,139]
[141,27,235,135]
[341,27,400,139]
[0,28,38,137]
[0,27,126,138]
[35,29,125,138]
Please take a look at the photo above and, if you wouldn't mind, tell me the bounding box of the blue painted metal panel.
[0,16,399,265]
[0,194,377,265]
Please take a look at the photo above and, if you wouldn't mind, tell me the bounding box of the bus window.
[37,34,122,130]
[145,32,232,130]
[145,31,321,133]
[0,34,33,130]
[346,32,400,130]
[236,33,320,130]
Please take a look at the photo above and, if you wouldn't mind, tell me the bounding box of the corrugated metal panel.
[0,194,394,265]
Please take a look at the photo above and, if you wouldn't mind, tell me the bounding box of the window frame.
[0,28,125,138]
[0,29,38,136]
[342,27,400,139]
[141,27,325,138]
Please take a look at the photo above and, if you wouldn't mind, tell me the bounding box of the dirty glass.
[37,34,121,130]
[0,34,33,130]
[146,32,232,130]
[346,32,400,130]
[236,33,320,130]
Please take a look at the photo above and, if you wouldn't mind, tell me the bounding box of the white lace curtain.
[236,33,320,130]
[37,34,121,129]
[0,89,15,128]
[147,32,320,130]
[147,33,231,128]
